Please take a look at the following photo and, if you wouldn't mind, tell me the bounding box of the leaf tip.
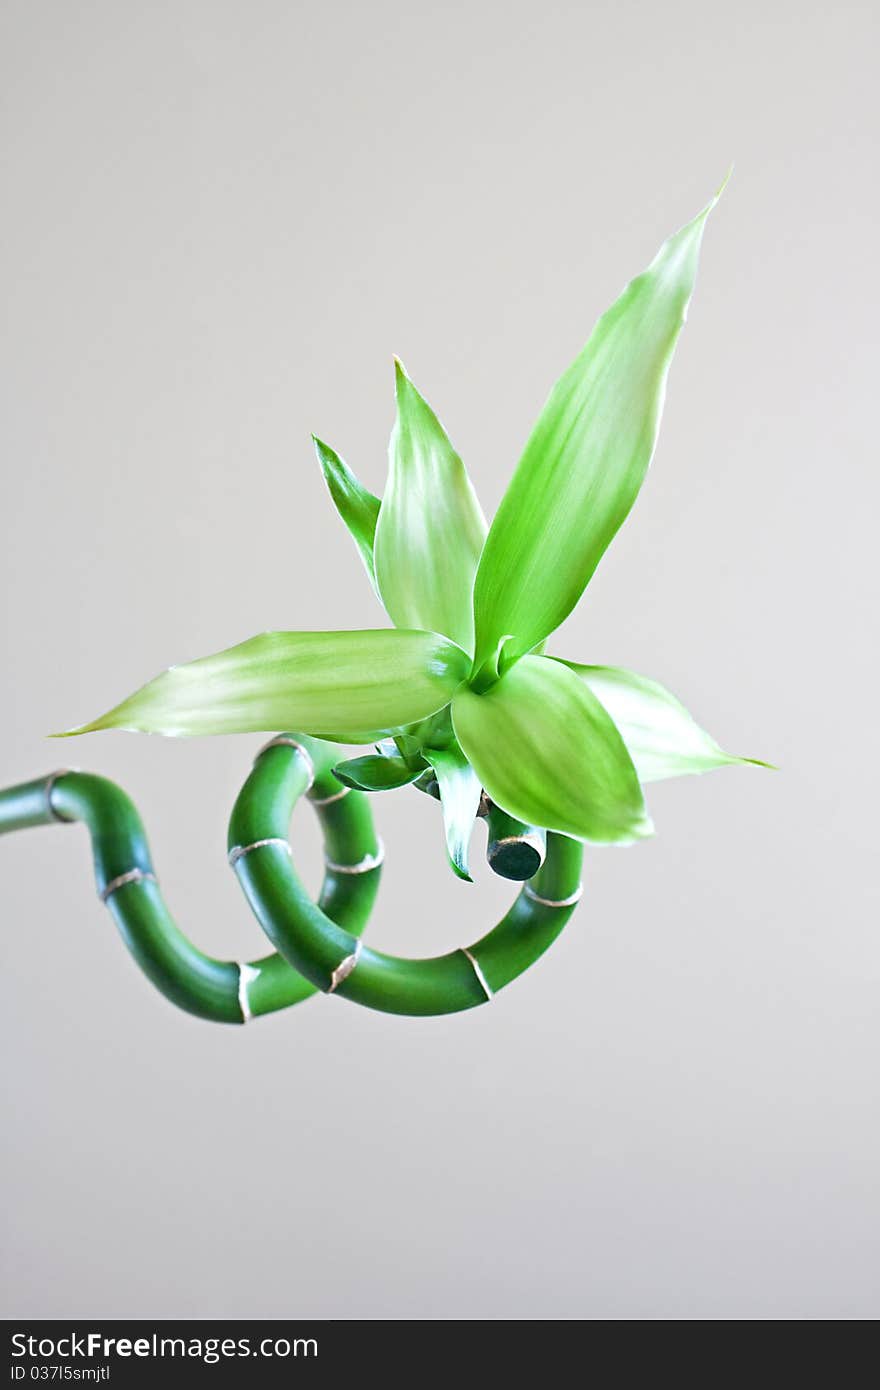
[635,811,655,840]
[48,719,98,738]
[311,433,332,465]
[715,163,734,200]
[392,355,412,395]
[698,166,733,225]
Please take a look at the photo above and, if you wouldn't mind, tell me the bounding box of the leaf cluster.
[59,183,769,878]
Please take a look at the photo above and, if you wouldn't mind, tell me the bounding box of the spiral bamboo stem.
[0,733,584,1022]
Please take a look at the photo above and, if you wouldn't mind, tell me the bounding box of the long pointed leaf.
[452,654,651,843]
[312,436,381,596]
[558,660,771,782]
[422,745,483,880]
[56,629,469,740]
[472,188,722,671]
[374,359,487,653]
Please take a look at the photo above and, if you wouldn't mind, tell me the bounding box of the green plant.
[0,183,769,1023]
[58,181,766,881]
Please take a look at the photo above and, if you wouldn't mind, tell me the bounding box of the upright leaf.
[452,654,651,843]
[312,436,382,596]
[472,188,722,671]
[56,629,470,740]
[422,745,483,881]
[559,661,770,782]
[374,360,487,654]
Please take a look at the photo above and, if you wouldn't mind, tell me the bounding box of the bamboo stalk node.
[237,962,261,1022]
[227,837,292,867]
[99,868,158,903]
[523,883,584,909]
[324,843,385,875]
[308,785,350,807]
[327,941,363,994]
[45,769,75,822]
[254,736,315,789]
[461,947,493,1002]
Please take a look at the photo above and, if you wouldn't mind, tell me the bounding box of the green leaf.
[422,745,483,881]
[312,436,382,596]
[398,704,455,755]
[472,187,722,671]
[374,359,487,654]
[558,661,771,782]
[56,629,470,740]
[451,654,651,843]
[332,753,426,791]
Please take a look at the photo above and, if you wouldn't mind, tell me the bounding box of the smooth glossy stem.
[0,737,377,1024]
[1,733,584,1023]
[230,742,583,1016]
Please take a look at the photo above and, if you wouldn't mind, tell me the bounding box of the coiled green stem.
[0,737,378,1024]
[0,733,584,1022]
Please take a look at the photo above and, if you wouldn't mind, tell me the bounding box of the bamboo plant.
[0,183,768,1022]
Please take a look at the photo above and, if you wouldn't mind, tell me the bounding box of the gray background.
[1,0,876,1320]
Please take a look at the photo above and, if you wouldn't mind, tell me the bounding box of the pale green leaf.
[374,360,487,654]
[56,629,470,740]
[422,745,483,881]
[452,654,651,843]
[332,753,426,791]
[311,726,404,744]
[312,436,381,596]
[472,187,722,671]
[558,660,771,782]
